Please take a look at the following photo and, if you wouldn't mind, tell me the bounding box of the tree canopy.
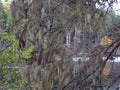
[0,0,120,90]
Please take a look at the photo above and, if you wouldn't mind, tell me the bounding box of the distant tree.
[0,0,7,29]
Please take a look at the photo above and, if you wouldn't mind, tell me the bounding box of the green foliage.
[0,31,15,41]
[0,2,34,89]
[22,45,35,59]
[0,30,35,89]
